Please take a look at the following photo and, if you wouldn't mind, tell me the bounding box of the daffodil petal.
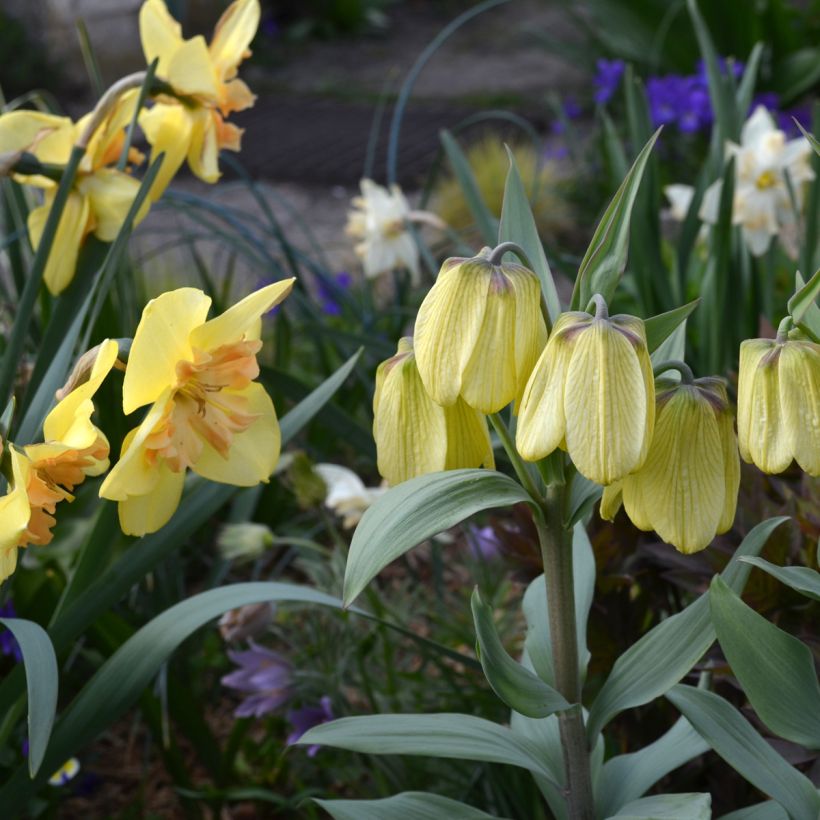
[167,35,219,99]
[780,341,820,476]
[189,279,294,351]
[118,461,186,536]
[208,0,260,79]
[190,383,280,485]
[123,289,211,414]
[28,191,91,296]
[0,111,72,156]
[414,259,491,406]
[139,103,194,201]
[140,0,184,75]
[0,448,31,556]
[187,108,220,183]
[44,339,119,448]
[79,169,147,242]
[444,399,494,471]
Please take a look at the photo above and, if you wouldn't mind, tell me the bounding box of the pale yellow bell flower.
[601,376,740,554]
[516,300,654,485]
[413,249,547,414]
[0,96,148,294]
[737,336,820,476]
[99,280,294,536]
[138,0,260,199]
[373,337,494,486]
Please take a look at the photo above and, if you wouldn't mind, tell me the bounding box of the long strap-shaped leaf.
[315,792,512,820]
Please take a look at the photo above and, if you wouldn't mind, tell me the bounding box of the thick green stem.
[488,413,541,501]
[536,487,595,820]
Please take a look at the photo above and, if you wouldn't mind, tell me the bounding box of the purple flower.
[286,696,334,757]
[317,271,353,316]
[551,96,582,134]
[0,602,22,664]
[466,525,503,561]
[593,59,625,105]
[780,104,812,137]
[221,642,293,718]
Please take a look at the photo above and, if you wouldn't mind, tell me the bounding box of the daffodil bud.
[373,337,494,485]
[413,247,547,414]
[737,337,820,476]
[516,298,654,485]
[601,375,740,554]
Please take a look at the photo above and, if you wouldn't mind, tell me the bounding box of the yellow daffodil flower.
[516,298,654,485]
[737,336,820,476]
[100,281,294,536]
[345,179,444,283]
[0,97,148,294]
[414,249,547,414]
[138,0,260,199]
[0,340,118,582]
[601,376,740,554]
[373,337,494,485]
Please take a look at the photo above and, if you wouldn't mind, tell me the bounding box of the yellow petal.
[167,35,219,99]
[716,401,740,533]
[43,339,119,448]
[505,265,548,409]
[186,109,220,183]
[736,339,774,464]
[599,482,623,521]
[0,111,73,158]
[516,313,588,462]
[614,315,655,466]
[746,347,793,473]
[190,383,280,485]
[444,399,495,471]
[373,352,447,485]
[81,88,140,171]
[122,291,211,414]
[28,191,91,296]
[220,78,256,115]
[139,103,194,201]
[79,169,148,242]
[779,341,820,476]
[564,319,650,485]
[139,0,184,76]
[118,461,186,536]
[100,391,174,501]
[0,448,32,554]
[619,472,654,532]
[414,258,491,406]
[189,279,295,351]
[208,0,260,79]
[460,272,518,413]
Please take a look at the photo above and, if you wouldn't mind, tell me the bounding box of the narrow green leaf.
[719,801,788,820]
[0,618,57,777]
[794,119,820,157]
[739,557,820,602]
[586,517,789,741]
[644,300,700,353]
[788,269,820,342]
[667,685,820,820]
[571,129,661,311]
[608,793,711,820]
[735,43,765,120]
[471,588,570,718]
[440,129,497,245]
[597,717,709,816]
[343,470,531,606]
[315,792,511,820]
[499,147,561,325]
[297,714,558,785]
[710,576,820,749]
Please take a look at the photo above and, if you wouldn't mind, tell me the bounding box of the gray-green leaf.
[315,792,511,820]
[608,793,712,820]
[739,557,820,602]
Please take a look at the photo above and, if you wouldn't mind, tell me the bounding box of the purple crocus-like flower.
[551,96,582,135]
[221,642,293,718]
[593,59,625,105]
[317,271,353,316]
[0,602,22,664]
[286,696,334,757]
[466,525,503,561]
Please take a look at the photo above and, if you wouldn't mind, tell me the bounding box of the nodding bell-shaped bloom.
[601,376,740,554]
[345,179,443,283]
[373,337,494,486]
[413,250,547,414]
[100,281,294,536]
[516,301,654,485]
[737,337,820,476]
[138,0,260,199]
[0,340,118,582]
[0,99,148,294]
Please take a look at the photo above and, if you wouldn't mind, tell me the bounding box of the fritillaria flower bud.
[601,373,740,554]
[516,296,654,485]
[373,338,494,486]
[737,335,820,476]
[414,245,547,414]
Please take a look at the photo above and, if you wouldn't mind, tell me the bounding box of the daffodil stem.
[652,359,694,383]
[78,71,149,149]
[536,487,595,820]
[488,413,541,502]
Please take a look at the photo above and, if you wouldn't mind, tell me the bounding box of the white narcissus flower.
[345,179,444,283]
[695,106,813,257]
[314,463,386,528]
